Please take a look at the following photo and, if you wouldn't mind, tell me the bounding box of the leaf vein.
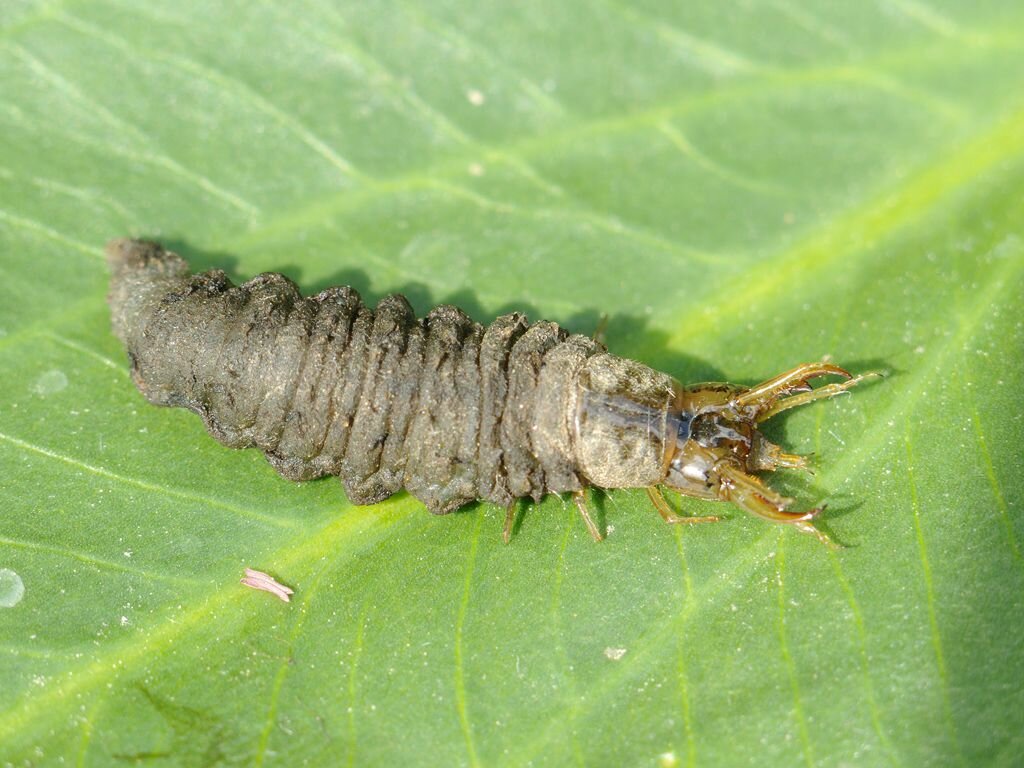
[54,10,366,184]
[0,208,104,258]
[548,503,585,767]
[4,41,261,218]
[453,514,484,768]
[345,601,370,768]
[43,332,127,374]
[968,393,1023,567]
[0,534,203,585]
[0,430,297,530]
[253,556,336,767]
[594,0,758,77]
[672,526,697,768]
[0,503,419,746]
[776,541,815,768]
[393,0,570,119]
[827,555,903,766]
[903,425,963,763]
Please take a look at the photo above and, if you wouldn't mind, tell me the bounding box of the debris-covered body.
[107,239,875,544]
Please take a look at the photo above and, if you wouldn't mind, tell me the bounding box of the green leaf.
[2,2,1023,766]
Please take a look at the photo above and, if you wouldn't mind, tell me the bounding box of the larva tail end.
[106,238,193,344]
[105,238,191,280]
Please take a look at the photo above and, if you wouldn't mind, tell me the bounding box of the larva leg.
[756,371,882,422]
[502,501,518,544]
[716,464,838,547]
[768,450,812,471]
[749,434,813,473]
[573,489,603,542]
[646,487,721,524]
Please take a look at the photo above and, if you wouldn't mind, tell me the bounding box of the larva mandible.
[106,239,876,545]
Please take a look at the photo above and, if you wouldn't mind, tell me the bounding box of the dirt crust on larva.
[105,239,681,515]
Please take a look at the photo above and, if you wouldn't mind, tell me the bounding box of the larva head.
[663,383,771,501]
[662,364,867,502]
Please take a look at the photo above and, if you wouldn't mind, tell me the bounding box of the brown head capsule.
[106,239,878,546]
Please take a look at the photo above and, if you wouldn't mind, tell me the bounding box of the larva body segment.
[107,239,605,515]
[107,239,877,544]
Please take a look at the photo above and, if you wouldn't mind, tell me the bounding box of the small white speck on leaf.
[0,568,25,608]
[468,162,485,177]
[604,647,627,661]
[466,88,485,106]
[658,752,680,768]
[240,568,294,602]
[31,369,68,396]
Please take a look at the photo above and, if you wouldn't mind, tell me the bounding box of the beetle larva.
[107,239,876,545]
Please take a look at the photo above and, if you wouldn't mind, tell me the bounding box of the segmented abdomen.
[106,239,602,513]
